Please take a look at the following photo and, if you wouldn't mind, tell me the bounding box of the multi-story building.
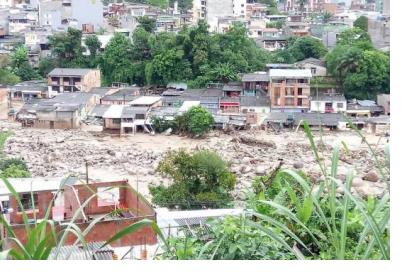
[48,68,101,95]
[269,69,312,113]
[193,0,247,32]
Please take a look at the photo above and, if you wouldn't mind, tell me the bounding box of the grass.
[0,131,12,157]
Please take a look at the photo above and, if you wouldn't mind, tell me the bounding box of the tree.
[150,149,236,209]
[10,46,40,81]
[38,57,57,77]
[289,36,328,61]
[337,28,373,50]
[137,16,157,33]
[322,11,333,23]
[84,35,102,66]
[354,16,369,32]
[48,27,85,67]
[206,63,238,84]
[184,106,214,137]
[0,158,31,178]
[326,45,389,99]
[148,0,169,9]
[0,69,20,85]
[100,33,138,85]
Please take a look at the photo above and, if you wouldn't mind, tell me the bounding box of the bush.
[0,158,28,171]
[149,149,236,209]
[1,164,31,178]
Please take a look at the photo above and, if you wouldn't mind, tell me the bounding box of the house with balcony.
[0,178,157,249]
[310,94,347,113]
[269,68,312,113]
[48,68,101,95]
[8,80,49,102]
[241,73,269,97]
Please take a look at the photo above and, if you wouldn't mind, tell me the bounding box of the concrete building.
[8,80,49,102]
[1,178,157,249]
[295,58,327,77]
[377,94,390,115]
[269,69,312,113]
[193,0,246,32]
[310,94,347,113]
[48,68,101,95]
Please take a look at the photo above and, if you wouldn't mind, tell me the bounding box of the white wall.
[310,100,346,113]
[233,0,246,18]
[241,106,271,114]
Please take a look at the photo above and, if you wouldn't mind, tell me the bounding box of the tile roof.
[240,96,271,107]
[241,73,269,82]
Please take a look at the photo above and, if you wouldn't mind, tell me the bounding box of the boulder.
[255,165,269,176]
[363,170,379,182]
[240,165,252,174]
[293,162,304,169]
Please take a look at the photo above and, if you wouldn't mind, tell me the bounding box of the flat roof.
[0,178,64,197]
[129,96,162,106]
[269,69,312,78]
[48,68,97,77]
[103,105,124,119]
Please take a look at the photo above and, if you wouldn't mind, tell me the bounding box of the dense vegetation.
[326,28,390,99]
[152,106,214,137]
[149,149,236,209]
[155,123,390,260]
[0,132,31,178]
[10,21,269,88]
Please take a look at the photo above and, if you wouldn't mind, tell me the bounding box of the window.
[298,88,303,96]
[311,67,317,74]
[337,102,344,108]
[19,193,38,212]
[113,119,121,124]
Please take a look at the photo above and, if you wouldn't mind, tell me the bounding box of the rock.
[356,181,384,198]
[352,177,364,188]
[255,165,269,176]
[56,137,65,143]
[162,128,172,136]
[240,165,252,174]
[293,162,304,169]
[363,170,379,182]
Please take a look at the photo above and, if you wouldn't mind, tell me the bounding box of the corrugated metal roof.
[0,178,64,196]
[89,104,111,118]
[269,69,312,78]
[48,242,114,260]
[121,106,149,118]
[241,73,269,82]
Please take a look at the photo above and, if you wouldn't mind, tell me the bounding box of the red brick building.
[1,179,157,249]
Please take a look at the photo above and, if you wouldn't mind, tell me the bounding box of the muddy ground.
[0,120,389,204]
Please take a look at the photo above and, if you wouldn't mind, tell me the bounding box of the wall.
[71,0,104,29]
[9,191,54,224]
[241,106,270,114]
[0,88,7,104]
[82,70,102,92]
[310,100,347,113]
[377,94,390,115]
[104,118,121,130]
[206,0,234,32]
[270,81,311,109]
[300,63,327,77]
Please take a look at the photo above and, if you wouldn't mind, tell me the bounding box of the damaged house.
[16,92,99,129]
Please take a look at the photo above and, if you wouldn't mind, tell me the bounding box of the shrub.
[150,149,236,209]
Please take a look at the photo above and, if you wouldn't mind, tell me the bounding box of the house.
[269,68,312,113]
[264,111,345,130]
[241,73,269,96]
[240,95,271,114]
[129,96,162,108]
[120,106,150,135]
[377,94,390,115]
[102,105,124,133]
[16,92,99,128]
[346,100,385,117]
[100,87,141,105]
[295,57,327,77]
[8,80,49,102]
[285,21,310,37]
[0,178,157,249]
[255,34,288,52]
[310,94,347,113]
[48,68,101,95]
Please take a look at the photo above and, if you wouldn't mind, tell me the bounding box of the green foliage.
[0,132,12,155]
[0,69,20,85]
[354,16,369,32]
[158,216,294,260]
[337,27,373,50]
[0,158,31,178]
[137,16,157,33]
[10,46,40,81]
[322,11,333,23]
[326,44,390,99]
[272,36,327,63]
[48,27,86,68]
[84,35,102,67]
[150,149,236,209]
[100,33,138,85]
[0,178,162,259]
[289,36,328,61]
[38,57,57,78]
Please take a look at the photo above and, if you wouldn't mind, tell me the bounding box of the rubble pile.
[2,123,389,201]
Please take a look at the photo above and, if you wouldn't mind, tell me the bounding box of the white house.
[310,94,347,113]
[295,57,328,77]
